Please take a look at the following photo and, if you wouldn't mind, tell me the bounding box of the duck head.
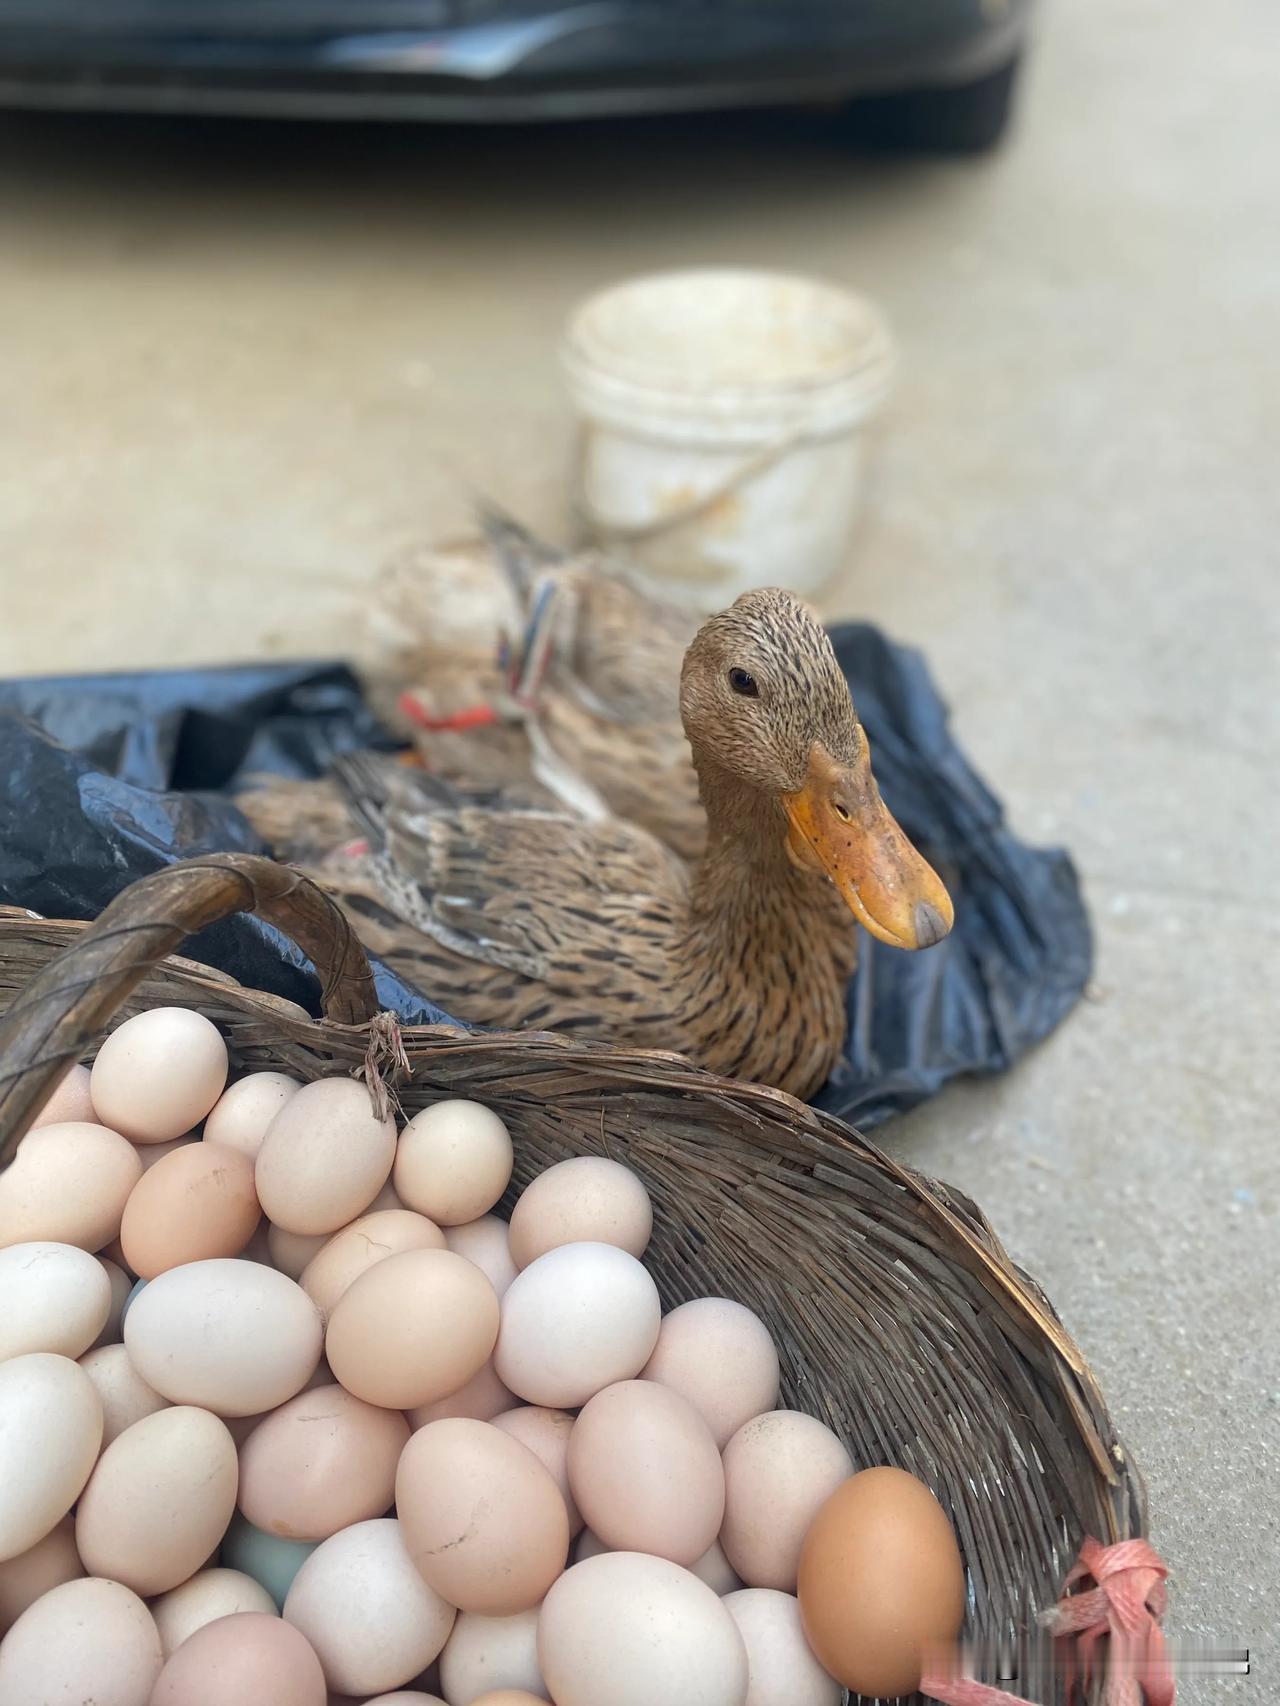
[680,589,953,951]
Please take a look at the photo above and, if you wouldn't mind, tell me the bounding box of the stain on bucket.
[562,268,896,608]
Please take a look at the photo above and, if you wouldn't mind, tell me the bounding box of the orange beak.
[781,741,953,950]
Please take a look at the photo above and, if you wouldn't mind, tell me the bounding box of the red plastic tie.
[920,1537,1174,1706]
[397,691,499,732]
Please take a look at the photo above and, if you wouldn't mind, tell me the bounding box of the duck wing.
[331,752,688,996]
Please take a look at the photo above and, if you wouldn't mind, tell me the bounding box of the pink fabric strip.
[920,1537,1173,1706]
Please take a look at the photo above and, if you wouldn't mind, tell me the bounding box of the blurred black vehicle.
[0,1,1030,151]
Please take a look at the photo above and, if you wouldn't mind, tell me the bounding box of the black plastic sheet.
[0,634,1091,1128]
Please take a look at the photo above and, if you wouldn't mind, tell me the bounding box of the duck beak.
[781,741,954,950]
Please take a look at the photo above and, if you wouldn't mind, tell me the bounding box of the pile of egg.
[0,1005,965,1706]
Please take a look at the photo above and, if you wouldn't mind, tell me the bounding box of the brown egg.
[150,1567,278,1656]
[408,1358,516,1427]
[150,1611,327,1706]
[75,1405,239,1595]
[268,1222,332,1279]
[119,1141,260,1278]
[492,1406,581,1537]
[78,1343,169,1445]
[396,1418,569,1614]
[90,1007,229,1142]
[720,1410,853,1591]
[797,1467,965,1698]
[443,1215,518,1299]
[136,1134,199,1171]
[0,1122,142,1252]
[204,1071,302,1160]
[28,1063,96,1130]
[641,1297,780,1448]
[507,1157,652,1269]
[256,1078,397,1236]
[0,1576,162,1705]
[394,1101,513,1226]
[326,1248,498,1410]
[0,1516,83,1637]
[238,1385,410,1540]
[301,1209,447,1322]
[567,1380,724,1566]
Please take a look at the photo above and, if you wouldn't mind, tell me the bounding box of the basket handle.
[0,853,380,1167]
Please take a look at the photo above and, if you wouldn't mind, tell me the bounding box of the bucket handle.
[572,427,805,547]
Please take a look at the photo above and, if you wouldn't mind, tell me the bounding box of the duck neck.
[688,765,855,964]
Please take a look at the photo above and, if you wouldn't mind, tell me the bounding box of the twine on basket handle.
[920,1537,1173,1706]
[356,1010,411,1125]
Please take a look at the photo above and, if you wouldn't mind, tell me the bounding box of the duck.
[312,588,952,1100]
[372,509,707,860]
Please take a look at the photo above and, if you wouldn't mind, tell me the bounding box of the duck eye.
[728,668,759,698]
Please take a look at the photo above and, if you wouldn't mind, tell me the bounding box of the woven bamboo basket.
[0,854,1145,1703]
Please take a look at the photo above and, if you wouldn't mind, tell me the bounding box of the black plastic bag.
[0,634,1091,1128]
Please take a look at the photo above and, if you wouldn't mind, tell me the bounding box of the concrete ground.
[1,0,1275,1693]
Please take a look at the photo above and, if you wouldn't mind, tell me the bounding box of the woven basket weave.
[0,854,1144,1703]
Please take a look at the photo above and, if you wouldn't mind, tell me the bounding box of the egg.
[221,1512,319,1609]
[256,1078,397,1235]
[150,1566,278,1655]
[0,1352,102,1561]
[204,1071,302,1159]
[0,1516,83,1637]
[137,1133,199,1170]
[491,1407,581,1537]
[409,1359,513,1428]
[90,1006,229,1142]
[125,1257,323,1416]
[720,1411,854,1591]
[567,1380,723,1566]
[75,1405,238,1595]
[150,1611,326,1706]
[301,1209,448,1321]
[77,1343,170,1444]
[92,1255,133,1346]
[396,1418,569,1614]
[326,1247,498,1410]
[394,1100,514,1226]
[0,1240,112,1360]
[120,1140,260,1277]
[538,1553,749,1706]
[508,1157,652,1269]
[571,1528,738,1592]
[796,1467,966,1698]
[641,1298,780,1448]
[444,1215,518,1299]
[366,1697,448,1705]
[692,1539,743,1596]
[723,1589,840,1706]
[470,1695,548,1706]
[0,1121,142,1250]
[284,1517,457,1696]
[0,1576,162,1706]
[29,1062,96,1130]
[238,1384,410,1540]
[495,1243,661,1408]
[439,1609,547,1705]
[268,1222,332,1279]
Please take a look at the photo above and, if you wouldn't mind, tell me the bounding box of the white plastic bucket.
[561,268,896,607]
